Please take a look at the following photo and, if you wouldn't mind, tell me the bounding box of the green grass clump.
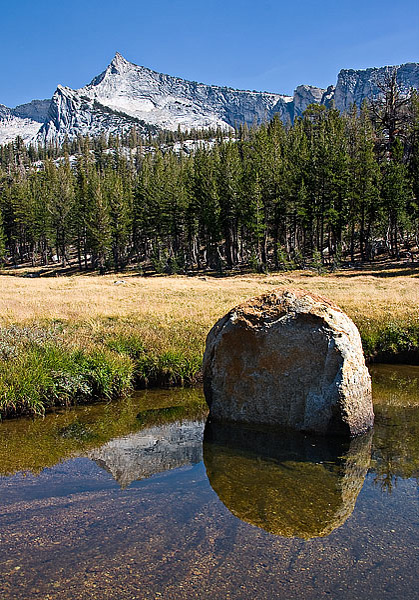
[138,350,202,386]
[105,333,201,387]
[358,316,419,361]
[105,334,145,359]
[0,325,202,419]
[0,337,133,418]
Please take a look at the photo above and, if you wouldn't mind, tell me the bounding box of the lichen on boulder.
[203,288,373,437]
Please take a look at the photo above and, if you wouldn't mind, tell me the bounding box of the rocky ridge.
[1,54,418,145]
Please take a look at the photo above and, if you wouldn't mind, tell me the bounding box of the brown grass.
[1,270,418,357]
[0,269,418,417]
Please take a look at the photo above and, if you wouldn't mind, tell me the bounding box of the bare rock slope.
[1,55,418,145]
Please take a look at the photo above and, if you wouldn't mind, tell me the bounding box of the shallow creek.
[0,365,418,599]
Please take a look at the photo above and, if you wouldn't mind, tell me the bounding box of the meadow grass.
[0,267,418,417]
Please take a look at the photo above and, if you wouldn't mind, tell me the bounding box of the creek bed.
[0,365,418,599]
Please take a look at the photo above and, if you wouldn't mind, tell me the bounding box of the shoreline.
[1,342,418,421]
[1,270,418,419]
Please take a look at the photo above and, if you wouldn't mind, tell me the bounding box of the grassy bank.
[1,267,418,418]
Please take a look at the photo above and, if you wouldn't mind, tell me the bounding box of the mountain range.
[1,53,418,145]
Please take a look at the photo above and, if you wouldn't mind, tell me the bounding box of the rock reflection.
[0,390,207,477]
[203,421,372,539]
[88,420,205,487]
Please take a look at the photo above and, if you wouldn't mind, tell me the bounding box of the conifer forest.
[1,90,418,275]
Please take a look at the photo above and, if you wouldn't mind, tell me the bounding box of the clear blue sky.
[2,0,418,107]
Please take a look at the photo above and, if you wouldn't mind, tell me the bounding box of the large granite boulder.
[203,288,373,436]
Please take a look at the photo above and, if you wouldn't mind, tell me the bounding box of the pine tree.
[193,147,221,270]
[217,141,242,267]
[0,206,6,264]
[46,156,75,267]
[104,167,132,270]
[88,174,112,274]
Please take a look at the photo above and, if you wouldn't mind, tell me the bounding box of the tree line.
[0,88,418,274]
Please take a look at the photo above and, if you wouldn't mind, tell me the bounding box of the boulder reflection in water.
[203,421,372,539]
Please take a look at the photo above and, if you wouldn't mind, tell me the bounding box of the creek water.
[0,365,417,600]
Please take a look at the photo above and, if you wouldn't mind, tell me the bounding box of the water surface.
[0,366,417,599]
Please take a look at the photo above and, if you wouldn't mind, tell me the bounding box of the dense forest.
[0,80,418,275]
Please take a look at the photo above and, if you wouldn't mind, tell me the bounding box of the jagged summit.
[112,51,128,64]
[34,53,293,143]
[90,52,134,85]
[0,56,418,146]
[110,52,132,72]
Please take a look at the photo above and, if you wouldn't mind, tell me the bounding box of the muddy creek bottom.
[0,365,418,600]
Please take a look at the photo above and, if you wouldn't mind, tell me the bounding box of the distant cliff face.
[333,63,419,112]
[1,55,418,145]
[0,101,49,145]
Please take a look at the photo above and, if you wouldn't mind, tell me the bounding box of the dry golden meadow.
[1,267,418,357]
[1,265,419,416]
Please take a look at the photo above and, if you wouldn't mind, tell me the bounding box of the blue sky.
[2,0,418,107]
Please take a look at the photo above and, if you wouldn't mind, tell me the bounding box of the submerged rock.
[203,288,373,436]
[204,421,372,539]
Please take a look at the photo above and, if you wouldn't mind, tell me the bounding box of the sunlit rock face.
[292,84,333,119]
[203,288,373,437]
[334,63,419,113]
[34,53,294,144]
[1,56,418,145]
[204,421,372,539]
[0,103,46,145]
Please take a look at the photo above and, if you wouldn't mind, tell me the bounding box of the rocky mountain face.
[1,54,418,145]
[292,84,335,119]
[334,62,419,113]
[0,100,50,145]
[34,53,293,144]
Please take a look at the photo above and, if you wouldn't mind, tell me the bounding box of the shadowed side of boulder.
[203,288,373,437]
